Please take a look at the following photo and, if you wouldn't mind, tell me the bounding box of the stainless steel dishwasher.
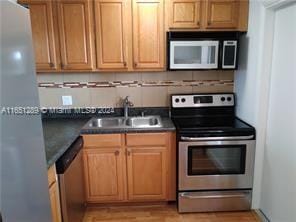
[56,136,85,222]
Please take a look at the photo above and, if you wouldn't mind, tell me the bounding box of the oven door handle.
[180,135,254,141]
[180,192,246,199]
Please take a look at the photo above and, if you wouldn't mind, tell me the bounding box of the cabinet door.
[83,148,125,202]
[57,0,95,70]
[205,0,239,29]
[49,182,62,222]
[27,1,58,71]
[169,0,201,29]
[94,0,129,70]
[127,147,167,200]
[132,0,164,69]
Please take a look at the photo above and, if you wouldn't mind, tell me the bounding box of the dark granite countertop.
[42,108,176,168]
[42,118,89,168]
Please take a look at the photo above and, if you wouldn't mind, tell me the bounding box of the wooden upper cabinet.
[25,1,58,71]
[94,0,129,70]
[127,147,167,201]
[83,148,125,202]
[132,0,164,70]
[21,0,249,72]
[57,0,95,70]
[205,0,239,29]
[169,0,201,29]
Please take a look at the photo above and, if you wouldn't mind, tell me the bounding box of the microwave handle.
[180,135,254,141]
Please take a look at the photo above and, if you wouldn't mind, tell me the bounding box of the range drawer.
[178,190,252,213]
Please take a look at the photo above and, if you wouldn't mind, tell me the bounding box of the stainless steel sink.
[84,116,163,129]
[126,116,162,128]
[87,117,125,128]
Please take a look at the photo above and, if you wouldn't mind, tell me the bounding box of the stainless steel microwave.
[167,32,241,70]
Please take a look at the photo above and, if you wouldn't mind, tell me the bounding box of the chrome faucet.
[122,96,133,118]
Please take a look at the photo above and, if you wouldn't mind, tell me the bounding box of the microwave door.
[170,41,203,69]
[170,41,219,69]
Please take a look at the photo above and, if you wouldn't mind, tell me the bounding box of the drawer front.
[83,134,122,148]
[178,190,252,213]
[126,133,167,146]
[48,164,57,187]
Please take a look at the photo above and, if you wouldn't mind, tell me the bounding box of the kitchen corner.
[42,117,89,168]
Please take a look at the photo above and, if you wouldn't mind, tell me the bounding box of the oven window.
[188,145,246,175]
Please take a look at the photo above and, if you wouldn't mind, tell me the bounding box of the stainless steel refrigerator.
[0,1,52,221]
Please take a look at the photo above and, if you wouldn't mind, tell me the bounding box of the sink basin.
[84,116,163,129]
[126,116,162,128]
[88,117,125,128]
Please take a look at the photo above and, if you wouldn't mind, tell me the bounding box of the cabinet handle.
[197,21,200,26]
[123,61,127,67]
[115,150,120,156]
[49,62,54,68]
[126,149,131,156]
[134,62,137,67]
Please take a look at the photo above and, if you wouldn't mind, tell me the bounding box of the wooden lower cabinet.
[82,132,176,203]
[49,182,62,222]
[48,165,62,222]
[127,147,167,201]
[83,148,125,202]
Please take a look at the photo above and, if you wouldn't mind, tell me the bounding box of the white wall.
[235,1,296,221]
[234,0,265,208]
[259,4,296,221]
[234,1,264,126]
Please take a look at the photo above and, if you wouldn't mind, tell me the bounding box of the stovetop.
[172,116,255,137]
[170,93,256,138]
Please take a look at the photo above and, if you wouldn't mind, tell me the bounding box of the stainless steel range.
[171,93,256,213]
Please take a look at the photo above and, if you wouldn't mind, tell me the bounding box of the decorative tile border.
[38,80,233,88]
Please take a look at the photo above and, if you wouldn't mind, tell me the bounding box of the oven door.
[178,139,255,190]
[170,41,219,69]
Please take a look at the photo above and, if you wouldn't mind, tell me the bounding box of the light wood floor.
[83,204,260,222]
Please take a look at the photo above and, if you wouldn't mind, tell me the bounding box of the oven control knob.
[175,98,180,103]
[227,97,232,101]
[181,98,186,103]
[221,97,226,102]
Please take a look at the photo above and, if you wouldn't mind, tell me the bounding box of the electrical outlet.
[62,95,73,106]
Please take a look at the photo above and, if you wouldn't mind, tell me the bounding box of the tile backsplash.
[37,71,234,108]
